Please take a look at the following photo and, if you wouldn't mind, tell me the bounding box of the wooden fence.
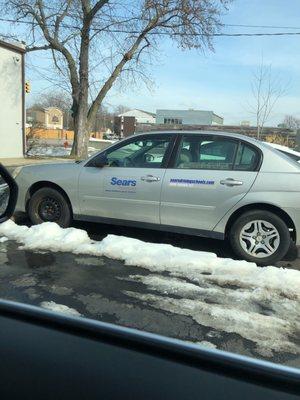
[26,128,103,140]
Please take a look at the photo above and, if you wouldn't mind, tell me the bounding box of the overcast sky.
[22,0,300,125]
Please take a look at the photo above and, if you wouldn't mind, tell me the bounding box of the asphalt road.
[0,215,299,369]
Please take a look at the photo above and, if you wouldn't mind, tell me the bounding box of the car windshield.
[1,0,300,377]
[264,142,300,163]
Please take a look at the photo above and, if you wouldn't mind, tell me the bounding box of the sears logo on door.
[111,177,137,187]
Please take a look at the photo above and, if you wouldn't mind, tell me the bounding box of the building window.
[164,118,183,125]
[174,118,182,124]
[52,115,59,123]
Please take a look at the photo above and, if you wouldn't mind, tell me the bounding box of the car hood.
[20,161,79,171]
[15,161,83,182]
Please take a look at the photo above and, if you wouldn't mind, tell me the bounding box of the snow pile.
[197,341,217,349]
[88,146,98,155]
[1,219,300,355]
[0,220,91,253]
[89,138,115,144]
[40,301,81,317]
[27,146,97,158]
[27,146,70,157]
[0,220,299,299]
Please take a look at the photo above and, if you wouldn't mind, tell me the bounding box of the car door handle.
[220,178,243,187]
[141,175,161,182]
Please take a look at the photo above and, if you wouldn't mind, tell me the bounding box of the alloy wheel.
[239,220,280,258]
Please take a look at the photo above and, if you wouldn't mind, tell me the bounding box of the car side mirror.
[92,154,109,168]
[0,164,18,223]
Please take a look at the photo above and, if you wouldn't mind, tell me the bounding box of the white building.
[27,106,63,129]
[0,39,25,158]
[240,120,250,127]
[156,109,223,126]
[118,109,156,124]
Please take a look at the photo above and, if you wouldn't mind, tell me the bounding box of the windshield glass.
[279,150,300,162]
[1,0,300,374]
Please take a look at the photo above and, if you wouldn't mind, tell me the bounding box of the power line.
[2,15,300,31]
[1,17,300,37]
[225,23,300,30]
[205,32,300,37]
[92,29,300,37]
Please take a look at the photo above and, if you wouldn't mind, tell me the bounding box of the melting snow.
[0,219,299,356]
[40,301,81,317]
[27,146,70,157]
[27,145,97,158]
[197,341,217,349]
[0,220,298,299]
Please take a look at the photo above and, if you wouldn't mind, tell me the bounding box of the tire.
[28,187,72,228]
[229,210,291,265]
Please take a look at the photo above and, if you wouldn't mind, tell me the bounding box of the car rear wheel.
[229,210,291,265]
[28,187,71,228]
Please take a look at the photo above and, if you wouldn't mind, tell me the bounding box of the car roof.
[134,130,260,142]
[88,130,300,172]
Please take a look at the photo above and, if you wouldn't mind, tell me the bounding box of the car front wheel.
[28,187,72,228]
[229,210,291,265]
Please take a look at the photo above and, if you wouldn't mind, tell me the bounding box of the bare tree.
[282,115,300,131]
[3,0,231,158]
[91,105,114,132]
[249,60,287,138]
[114,104,131,115]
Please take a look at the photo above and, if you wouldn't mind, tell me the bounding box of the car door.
[160,134,260,232]
[78,134,175,224]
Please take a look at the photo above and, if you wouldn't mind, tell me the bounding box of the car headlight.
[11,166,23,179]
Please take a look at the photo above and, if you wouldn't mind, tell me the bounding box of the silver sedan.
[13,131,300,265]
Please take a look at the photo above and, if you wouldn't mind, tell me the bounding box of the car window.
[279,150,300,162]
[233,143,260,171]
[105,136,172,168]
[175,136,238,170]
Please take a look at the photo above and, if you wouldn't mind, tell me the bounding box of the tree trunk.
[70,102,90,159]
[70,15,91,159]
[71,124,89,159]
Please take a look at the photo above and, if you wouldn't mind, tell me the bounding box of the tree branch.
[33,0,80,97]
[26,44,52,52]
[87,15,160,125]
[88,0,109,20]
[54,0,73,39]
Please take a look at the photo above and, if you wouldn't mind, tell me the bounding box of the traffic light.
[25,81,30,93]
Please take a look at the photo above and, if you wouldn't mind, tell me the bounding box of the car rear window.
[175,136,238,170]
[233,143,260,171]
[278,150,300,162]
